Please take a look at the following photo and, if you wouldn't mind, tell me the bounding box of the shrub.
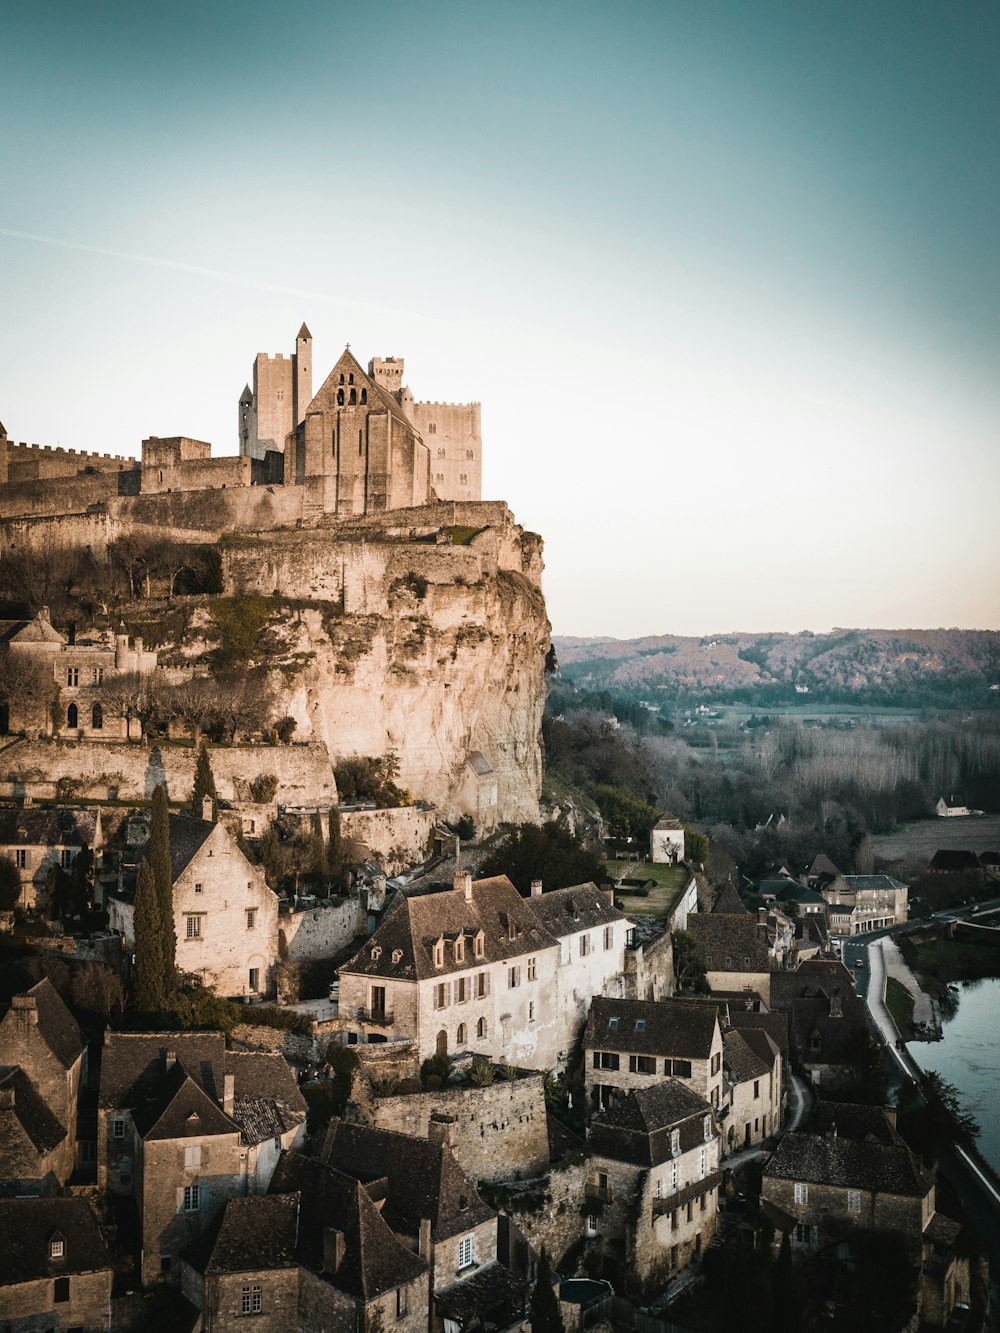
[250,774,279,803]
[208,596,273,666]
[421,1052,452,1088]
[470,1059,495,1086]
[274,716,297,743]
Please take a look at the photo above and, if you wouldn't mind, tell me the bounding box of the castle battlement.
[5,441,137,466]
[413,401,481,410]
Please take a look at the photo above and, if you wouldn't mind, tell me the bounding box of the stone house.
[98,1031,306,1284]
[0,606,157,740]
[0,805,102,913]
[0,977,85,1185]
[0,1065,72,1194]
[585,1080,721,1299]
[455,750,498,832]
[583,997,724,1113]
[770,959,869,1089]
[323,1119,528,1332]
[336,872,629,1070]
[759,1103,970,1324]
[0,1195,112,1332]
[650,816,685,864]
[936,797,971,817]
[106,814,279,999]
[685,890,772,997]
[823,873,909,937]
[721,1027,781,1152]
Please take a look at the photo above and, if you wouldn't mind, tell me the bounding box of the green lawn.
[605,859,689,918]
[885,976,915,1034]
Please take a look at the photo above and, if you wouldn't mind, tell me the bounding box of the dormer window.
[371,945,382,961]
[49,1238,64,1259]
[433,939,445,968]
[670,1129,681,1156]
[474,931,485,959]
[608,1017,619,1030]
[635,1019,646,1032]
[454,936,465,963]
[703,1115,712,1143]
[392,949,403,965]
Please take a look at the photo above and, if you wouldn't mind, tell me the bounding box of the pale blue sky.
[2,1,998,636]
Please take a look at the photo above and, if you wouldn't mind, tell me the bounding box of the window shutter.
[445,982,452,1006]
[433,987,439,1010]
[200,1184,209,1212]
[176,1187,185,1213]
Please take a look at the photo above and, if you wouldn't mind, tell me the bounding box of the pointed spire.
[239,384,252,403]
[297,322,312,341]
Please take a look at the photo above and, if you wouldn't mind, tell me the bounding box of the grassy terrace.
[885,976,915,1034]
[605,859,689,918]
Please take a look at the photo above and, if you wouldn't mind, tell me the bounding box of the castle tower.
[239,322,314,460]
[294,324,312,427]
[238,385,253,456]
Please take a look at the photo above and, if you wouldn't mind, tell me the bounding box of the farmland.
[874,815,1000,866]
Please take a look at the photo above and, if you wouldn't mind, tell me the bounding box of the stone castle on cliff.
[0,323,482,520]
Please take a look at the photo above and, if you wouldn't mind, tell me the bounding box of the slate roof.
[0,1066,68,1160]
[2,611,65,646]
[269,1150,427,1300]
[588,1080,713,1167]
[527,882,625,939]
[99,1032,226,1109]
[436,1261,528,1325]
[764,1131,932,1197]
[759,878,802,898]
[1,978,85,1071]
[686,913,770,972]
[790,989,869,1067]
[653,815,684,831]
[723,1030,770,1084]
[775,883,828,907]
[0,1196,111,1285]
[324,1120,494,1243]
[808,854,841,880]
[134,814,216,884]
[0,806,101,851]
[928,850,981,872]
[839,874,907,892]
[134,1060,239,1141]
[769,960,856,1013]
[712,883,748,915]
[224,1051,306,1146]
[187,1193,300,1275]
[727,1010,790,1062]
[584,997,719,1059]
[340,875,557,982]
[735,1026,781,1072]
[813,1103,901,1146]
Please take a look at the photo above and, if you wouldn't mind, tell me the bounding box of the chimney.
[418,1216,432,1262]
[164,1049,177,1071]
[0,1084,14,1110]
[758,908,767,925]
[455,870,473,902]
[11,995,38,1026]
[530,880,543,897]
[202,795,214,822]
[223,1073,235,1116]
[39,606,50,623]
[322,1227,346,1274]
[428,1113,456,1147]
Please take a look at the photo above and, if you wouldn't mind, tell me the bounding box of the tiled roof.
[269,1150,427,1300]
[224,1051,306,1146]
[0,1066,68,1159]
[723,1030,770,1084]
[193,1193,299,1275]
[808,854,841,879]
[436,1261,528,1324]
[340,875,557,982]
[790,990,869,1067]
[0,979,84,1072]
[588,1079,713,1167]
[687,913,770,972]
[653,815,684,831]
[727,1011,789,1062]
[764,1131,932,1197]
[839,874,908,892]
[324,1120,494,1243]
[99,1032,225,1109]
[135,1061,239,1141]
[928,850,981,871]
[769,960,856,1013]
[735,1026,780,1072]
[0,1197,110,1285]
[584,997,719,1059]
[527,882,626,940]
[712,884,748,915]
[813,1103,901,1145]
[0,806,100,849]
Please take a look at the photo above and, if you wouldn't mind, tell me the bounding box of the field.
[605,859,688,918]
[874,815,1000,865]
[885,977,915,1034]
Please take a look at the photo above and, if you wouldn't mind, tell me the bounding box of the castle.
[0,324,482,522]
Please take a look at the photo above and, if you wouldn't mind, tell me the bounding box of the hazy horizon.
[3,1,998,638]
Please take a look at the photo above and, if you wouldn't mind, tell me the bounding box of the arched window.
[349,373,354,385]
[428,422,437,435]
[337,389,344,406]
[457,1023,467,1045]
[339,373,345,384]
[67,703,78,729]
[360,388,367,404]
[91,703,103,730]
[476,1017,487,1039]
[349,388,357,405]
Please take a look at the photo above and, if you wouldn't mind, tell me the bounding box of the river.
[913,977,1000,1176]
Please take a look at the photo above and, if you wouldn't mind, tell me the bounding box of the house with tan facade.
[106,813,279,999]
[585,1080,721,1298]
[685,887,773,998]
[823,873,909,938]
[0,1196,112,1332]
[98,1031,306,1284]
[336,872,629,1069]
[583,997,724,1113]
[0,805,102,913]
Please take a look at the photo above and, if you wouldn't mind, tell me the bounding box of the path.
[880,935,936,1029]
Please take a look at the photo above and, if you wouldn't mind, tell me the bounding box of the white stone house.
[336,872,629,1070]
[0,807,102,912]
[650,816,685,864]
[936,797,971,818]
[823,874,908,938]
[107,815,279,999]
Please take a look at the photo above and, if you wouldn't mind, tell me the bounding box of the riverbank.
[899,934,1000,999]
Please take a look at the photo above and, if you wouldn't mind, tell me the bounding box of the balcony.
[585,1182,613,1204]
[651,1171,722,1218]
[357,1008,395,1026]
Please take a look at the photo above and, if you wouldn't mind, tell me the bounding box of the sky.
[2,0,998,638]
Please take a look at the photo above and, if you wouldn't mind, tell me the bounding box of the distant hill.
[553,629,1000,708]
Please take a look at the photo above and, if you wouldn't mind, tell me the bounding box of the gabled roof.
[1,979,84,1071]
[0,1197,110,1285]
[188,1193,300,1276]
[526,882,625,940]
[306,348,412,431]
[722,1029,770,1084]
[764,1131,932,1197]
[224,1051,306,1146]
[653,815,684,831]
[584,997,719,1059]
[135,1060,239,1141]
[0,1066,68,1159]
[769,959,856,1013]
[340,875,557,982]
[588,1080,713,1167]
[7,611,65,645]
[929,850,981,872]
[790,989,869,1067]
[269,1151,427,1300]
[99,1031,226,1109]
[813,1102,901,1145]
[686,913,769,972]
[808,854,841,879]
[727,1010,789,1062]
[324,1120,493,1243]
[0,806,100,850]
[712,883,748,915]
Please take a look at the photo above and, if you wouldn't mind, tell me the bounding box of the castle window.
[92,703,103,730]
[242,1284,263,1315]
[361,389,367,404]
[437,448,446,458]
[54,1277,70,1302]
[15,849,27,868]
[67,667,79,687]
[340,373,345,383]
[457,1022,467,1045]
[249,967,260,992]
[794,1182,808,1204]
[460,473,468,484]
[246,909,256,930]
[466,449,474,458]
[477,1016,487,1038]
[474,931,485,958]
[112,1117,125,1138]
[454,936,465,962]
[50,1239,64,1259]
[349,389,356,405]
[337,389,345,406]
[67,703,79,729]
[183,1184,201,1212]
[433,940,444,967]
[527,956,536,981]
[93,667,104,685]
[185,915,203,939]
[428,422,437,434]
[349,373,354,384]
[359,430,363,456]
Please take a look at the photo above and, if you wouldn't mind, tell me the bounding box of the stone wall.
[370,1074,550,1184]
[493,1159,589,1275]
[339,807,435,874]
[279,896,366,965]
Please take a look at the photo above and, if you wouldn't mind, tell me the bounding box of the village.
[0,330,994,1333]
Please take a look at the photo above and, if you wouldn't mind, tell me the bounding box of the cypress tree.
[192,741,218,821]
[133,859,166,1013]
[529,1249,564,1333]
[150,784,176,996]
[328,806,344,881]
